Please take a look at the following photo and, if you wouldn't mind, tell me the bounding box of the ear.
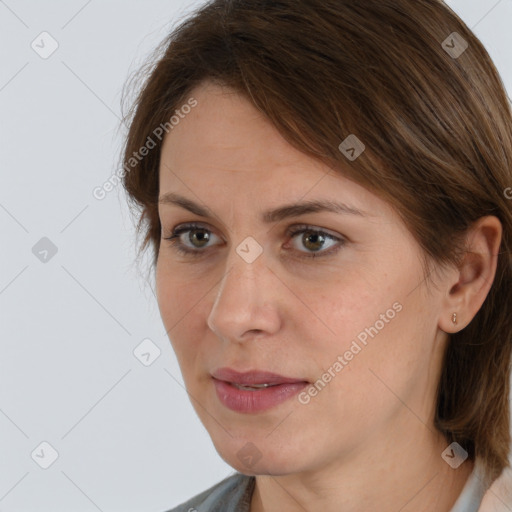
[439,216,502,333]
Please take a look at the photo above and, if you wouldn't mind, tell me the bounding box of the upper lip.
[211,367,309,386]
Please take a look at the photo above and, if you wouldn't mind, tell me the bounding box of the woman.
[120,0,512,510]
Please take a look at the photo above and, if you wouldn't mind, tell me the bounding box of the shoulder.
[162,472,255,512]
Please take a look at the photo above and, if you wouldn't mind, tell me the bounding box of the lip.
[211,367,309,413]
[211,367,308,386]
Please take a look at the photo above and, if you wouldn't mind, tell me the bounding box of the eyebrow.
[158,192,367,223]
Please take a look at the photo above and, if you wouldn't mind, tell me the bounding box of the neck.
[250,428,475,512]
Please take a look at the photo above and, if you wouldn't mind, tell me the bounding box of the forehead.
[160,81,318,177]
[157,81,394,222]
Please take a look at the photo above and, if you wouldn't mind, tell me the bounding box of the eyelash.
[162,222,345,260]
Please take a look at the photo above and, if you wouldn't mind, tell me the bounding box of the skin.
[155,80,502,512]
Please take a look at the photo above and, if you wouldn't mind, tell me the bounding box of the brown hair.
[120,0,512,485]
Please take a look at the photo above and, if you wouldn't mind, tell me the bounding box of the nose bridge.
[207,243,280,339]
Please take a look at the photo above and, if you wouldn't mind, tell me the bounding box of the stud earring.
[452,312,457,325]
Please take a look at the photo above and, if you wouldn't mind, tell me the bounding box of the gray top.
[165,458,488,512]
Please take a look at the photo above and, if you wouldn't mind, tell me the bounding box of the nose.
[206,248,282,343]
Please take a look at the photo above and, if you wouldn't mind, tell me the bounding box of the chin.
[213,437,310,476]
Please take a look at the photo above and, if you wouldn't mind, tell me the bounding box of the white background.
[0,1,511,511]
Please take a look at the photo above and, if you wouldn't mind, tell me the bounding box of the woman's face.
[156,81,450,475]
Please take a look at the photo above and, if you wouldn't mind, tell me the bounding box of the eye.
[162,222,222,257]
[285,224,345,259]
[162,222,346,259]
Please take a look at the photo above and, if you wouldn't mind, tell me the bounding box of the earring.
[452,312,457,325]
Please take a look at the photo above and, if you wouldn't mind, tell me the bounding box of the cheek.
[308,269,391,339]
[308,261,427,376]
[156,258,205,318]
[155,265,207,359]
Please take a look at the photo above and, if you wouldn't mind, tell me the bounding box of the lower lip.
[212,378,308,413]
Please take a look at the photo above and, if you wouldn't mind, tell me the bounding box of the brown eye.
[301,231,327,252]
[163,222,346,260]
[286,225,346,259]
[162,223,222,256]
[186,228,210,248]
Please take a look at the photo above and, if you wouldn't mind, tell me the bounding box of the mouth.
[211,367,310,413]
[211,367,309,386]
[230,382,280,391]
